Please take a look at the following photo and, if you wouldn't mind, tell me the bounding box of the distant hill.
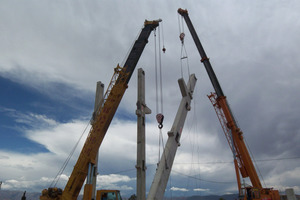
[0,190,40,200]
[162,194,238,200]
[1,190,299,200]
[186,194,238,200]
[0,190,84,200]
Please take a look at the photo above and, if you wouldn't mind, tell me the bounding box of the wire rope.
[168,173,173,200]
[244,138,267,188]
[154,29,159,115]
[178,13,190,79]
[50,119,91,187]
[172,170,236,184]
[154,25,166,165]
[173,156,300,165]
[158,25,164,114]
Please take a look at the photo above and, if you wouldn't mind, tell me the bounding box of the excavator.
[178,8,280,200]
[40,19,160,200]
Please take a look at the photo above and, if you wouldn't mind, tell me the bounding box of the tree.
[128,194,137,200]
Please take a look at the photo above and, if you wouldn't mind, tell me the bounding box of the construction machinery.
[96,190,122,200]
[40,19,160,200]
[178,8,280,200]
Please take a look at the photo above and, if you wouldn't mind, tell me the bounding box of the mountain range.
[0,190,299,200]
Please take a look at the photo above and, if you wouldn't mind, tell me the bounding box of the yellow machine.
[40,19,160,200]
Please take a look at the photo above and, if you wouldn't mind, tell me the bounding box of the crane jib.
[124,22,159,84]
[178,8,224,98]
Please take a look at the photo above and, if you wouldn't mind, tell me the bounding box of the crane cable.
[154,25,168,167]
[50,119,91,188]
[178,13,191,79]
[244,138,267,188]
[154,27,164,130]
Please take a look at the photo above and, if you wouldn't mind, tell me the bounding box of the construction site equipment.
[178,8,280,200]
[40,19,160,200]
[85,81,104,200]
[96,190,122,200]
[147,74,197,200]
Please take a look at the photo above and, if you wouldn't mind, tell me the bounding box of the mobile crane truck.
[40,19,161,200]
[178,8,280,200]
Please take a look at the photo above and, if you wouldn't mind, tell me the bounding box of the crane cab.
[238,187,280,200]
[96,190,122,200]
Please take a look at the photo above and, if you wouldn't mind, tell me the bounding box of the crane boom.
[178,8,280,200]
[147,74,197,200]
[40,19,160,200]
[178,9,223,98]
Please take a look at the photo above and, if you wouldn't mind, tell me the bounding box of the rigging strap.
[178,14,190,78]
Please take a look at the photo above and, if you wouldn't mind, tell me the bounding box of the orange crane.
[178,8,280,200]
[40,19,160,200]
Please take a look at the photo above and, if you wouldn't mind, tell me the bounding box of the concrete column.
[147,74,197,200]
[136,68,151,200]
[286,188,297,200]
[91,81,104,200]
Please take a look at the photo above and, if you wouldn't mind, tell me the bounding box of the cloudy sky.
[0,0,300,198]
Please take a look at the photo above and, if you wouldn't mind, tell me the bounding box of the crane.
[40,19,161,200]
[147,74,197,200]
[178,8,280,200]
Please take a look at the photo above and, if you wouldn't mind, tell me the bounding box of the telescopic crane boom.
[40,19,160,200]
[178,8,280,200]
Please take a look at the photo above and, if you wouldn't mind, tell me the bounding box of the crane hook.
[156,113,164,129]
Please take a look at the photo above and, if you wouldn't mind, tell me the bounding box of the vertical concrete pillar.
[286,188,297,200]
[136,68,151,200]
[91,81,104,200]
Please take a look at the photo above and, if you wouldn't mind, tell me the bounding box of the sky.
[0,0,300,198]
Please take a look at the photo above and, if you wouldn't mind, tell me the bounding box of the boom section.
[60,20,160,200]
[124,19,161,84]
[178,8,224,97]
[177,8,262,189]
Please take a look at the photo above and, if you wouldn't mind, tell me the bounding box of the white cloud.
[170,187,189,192]
[97,174,134,191]
[2,176,59,191]
[0,0,300,197]
[98,174,133,184]
[193,188,210,192]
[15,112,58,127]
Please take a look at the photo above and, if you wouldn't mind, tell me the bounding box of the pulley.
[156,113,164,129]
[179,32,185,44]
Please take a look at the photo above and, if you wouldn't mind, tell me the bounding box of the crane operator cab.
[96,190,122,200]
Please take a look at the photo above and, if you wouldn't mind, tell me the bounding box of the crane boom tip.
[178,8,188,15]
[144,19,162,27]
